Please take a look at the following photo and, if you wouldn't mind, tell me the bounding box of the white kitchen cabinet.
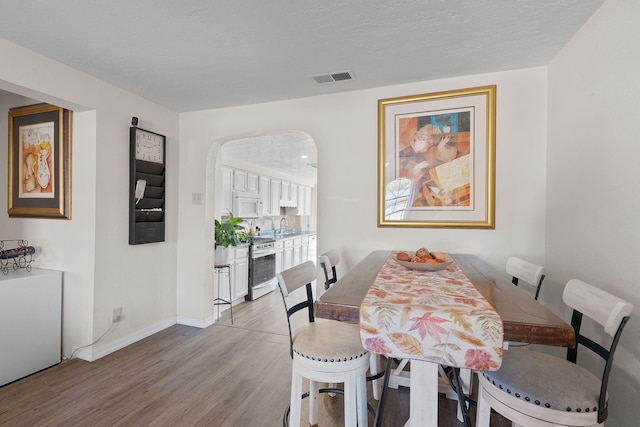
[280,180,299,207]
[233,169,248,191]
[290,183,298,206]
[283,239,294,270]
[307,234,317,263]
[297,185,312,215]
[281,181,291,202]
[221,167,233,216]
[231,246,249,301]
[259,176,271,215]
[214,246,249,307]
[1,268,62,386]
[246,173,259,193]
[275,240,284,274]
[292,237,302,266]
[270,179,281,215]
[300,236,309,264]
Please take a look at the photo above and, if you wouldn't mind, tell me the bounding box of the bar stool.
[213,264,233,324]
[277,261,370,427]
[319,249,383,401]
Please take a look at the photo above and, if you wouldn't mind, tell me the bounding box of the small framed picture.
[8,103,72,219]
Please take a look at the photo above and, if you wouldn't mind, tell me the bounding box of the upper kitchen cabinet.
[258,176,271,215]
[269,179,281,216]
[221,167,233,215]
[298,185,312,216]
[280,181,298,207]
[233,170,259,193]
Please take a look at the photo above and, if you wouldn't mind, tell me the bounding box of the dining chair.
[506,256,545,300]
[276,260,370,427]
[476,279,633,427]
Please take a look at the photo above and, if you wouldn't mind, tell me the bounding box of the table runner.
[359,252,503,371]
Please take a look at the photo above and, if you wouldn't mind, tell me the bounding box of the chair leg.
[289,368,303,427]
[343,371,357,427]
[357,373,367,426]
[308,380,319,425]
[370,353,381,400]
[475,380,492,427]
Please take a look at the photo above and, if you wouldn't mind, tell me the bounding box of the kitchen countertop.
[258,230,316,240]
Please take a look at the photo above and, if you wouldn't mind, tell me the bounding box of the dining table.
[314,250,575,427]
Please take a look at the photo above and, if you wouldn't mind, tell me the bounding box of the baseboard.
[72,317,177,362]
[176,313,218,328]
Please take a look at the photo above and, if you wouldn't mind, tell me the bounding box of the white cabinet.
[297,185,312,216]
[307,234,317,263]
[1,268,62,386]
[246,173,259,193]
[215,246,249,306]
[292,237,302,266]
[275,240,285,274]
[221,167,233,216]
[231,169,258,193]
[280,180,298,207]
[270,179,281,215]
[300,236,309,264]
[259,176,271,215]
[283,239,294,270]
[233,170,248,191]
[232,246,249,301]
[290,183,298,206]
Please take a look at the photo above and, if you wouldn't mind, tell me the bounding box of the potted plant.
[214,213,247,264]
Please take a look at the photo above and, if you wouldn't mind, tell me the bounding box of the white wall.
[177,67,549,321]
[0,38,179,359]
[547,0,640,423]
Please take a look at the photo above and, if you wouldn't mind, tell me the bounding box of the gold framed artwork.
[378,85,496,228]
[8,103,72,219]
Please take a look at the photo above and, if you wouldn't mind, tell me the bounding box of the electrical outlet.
[113,307,123,323]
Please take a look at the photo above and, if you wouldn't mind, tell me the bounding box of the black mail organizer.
[129,126,166,245]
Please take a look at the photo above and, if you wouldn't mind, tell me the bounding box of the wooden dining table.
[315,250,575,426]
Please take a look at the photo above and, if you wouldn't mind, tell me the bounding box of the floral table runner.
[359,252,503,371]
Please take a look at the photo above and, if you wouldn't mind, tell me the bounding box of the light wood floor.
[0,290,509,426]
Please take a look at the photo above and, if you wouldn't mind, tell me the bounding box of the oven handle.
[252,248,276,258]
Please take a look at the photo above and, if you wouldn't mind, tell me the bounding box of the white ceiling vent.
[312,70,355,84]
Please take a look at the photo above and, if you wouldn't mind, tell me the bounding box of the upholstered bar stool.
[476,279,633,427]
[277,261,370,427]
[319,249,383,401]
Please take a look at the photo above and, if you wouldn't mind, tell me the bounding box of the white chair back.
[563,279,633,336]
[506,256,545,299]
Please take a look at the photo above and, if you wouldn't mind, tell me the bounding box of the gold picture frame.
[8,103,72,219]
[378,85,496,228]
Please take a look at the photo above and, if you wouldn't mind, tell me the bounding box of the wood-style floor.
[0,289,509,426]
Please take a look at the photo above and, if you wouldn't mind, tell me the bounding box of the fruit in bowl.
[396,248,452,271]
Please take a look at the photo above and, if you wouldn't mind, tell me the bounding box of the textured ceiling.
[0,0,603,113]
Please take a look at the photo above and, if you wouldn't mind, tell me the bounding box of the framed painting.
[378,85,496,228]
[8,103,72,219]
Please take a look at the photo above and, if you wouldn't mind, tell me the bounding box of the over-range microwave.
[233,191,262,218]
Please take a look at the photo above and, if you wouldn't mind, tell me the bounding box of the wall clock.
[129,126,166,245]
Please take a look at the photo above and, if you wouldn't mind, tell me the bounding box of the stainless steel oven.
[246,237,276,300]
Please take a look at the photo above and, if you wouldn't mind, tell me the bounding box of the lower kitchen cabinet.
[214,246,249,307]
[283,239,294,270]
[232,246,249,301]
[275,241,284,274]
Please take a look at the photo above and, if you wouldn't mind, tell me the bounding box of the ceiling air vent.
[312,70,355,84]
